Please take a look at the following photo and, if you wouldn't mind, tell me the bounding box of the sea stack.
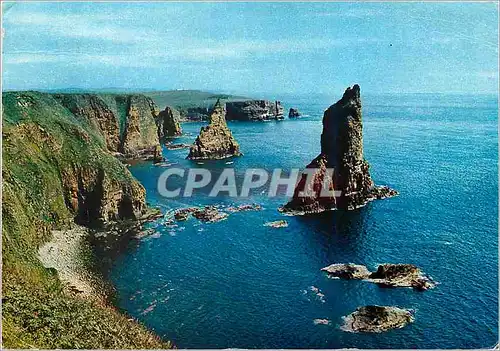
[187,99,241,160]
[156,106,182,138]
[282,84,397,213]
[288,108,301,118]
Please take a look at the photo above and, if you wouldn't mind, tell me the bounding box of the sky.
[1,2,499,95]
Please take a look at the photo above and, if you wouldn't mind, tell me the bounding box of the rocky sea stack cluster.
[187,99,241,160]
[282,84,398,213]
[226,100,284,121]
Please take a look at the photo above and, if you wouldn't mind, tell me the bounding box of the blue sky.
[2,2,498,94]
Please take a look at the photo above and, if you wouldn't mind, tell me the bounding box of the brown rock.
[187,99,241,160]
[341,305,414,333]
[282,85,398,213]
[156,106,182,139]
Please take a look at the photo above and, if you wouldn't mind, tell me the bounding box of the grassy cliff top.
[25,88,251,110]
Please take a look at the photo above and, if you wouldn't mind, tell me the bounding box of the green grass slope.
[1,91,171,348]
[143,90,249,110]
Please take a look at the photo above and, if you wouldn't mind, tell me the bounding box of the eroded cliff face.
[54,93,163,161]
[156,106,182,139]
[283,85,397,212]
[61,165,146,226]
[2,92,149,230]
[226,100,284,121]
[187,99,241,160]
[1,91,169,349]
[54,94,121,152]
[120,95,161,159]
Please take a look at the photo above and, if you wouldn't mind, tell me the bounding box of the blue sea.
[107,93,498,348]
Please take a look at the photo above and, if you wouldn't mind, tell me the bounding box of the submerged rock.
[264,220,288,228]
[165,142,190,150]
[321,263,435,290]
[321,263,371,280]
[192,206,229,223]
[341,305,414,333]
[282,85,398,213]
[226,204,262,212]
[172,206,228,223]
[288,108,301,118]
[187,99,241,160]
[226,100,284,121]
[313,318,331,325]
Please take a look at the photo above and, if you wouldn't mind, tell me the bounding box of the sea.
[103,93,498,348]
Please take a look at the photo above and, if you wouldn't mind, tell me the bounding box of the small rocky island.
[341,305,414,333]
[282,84,398,213]
[226,100,284,121]
[187,99,241,160]
[156,106,182,138]
[321,263,435,290]
[288,108,301,118]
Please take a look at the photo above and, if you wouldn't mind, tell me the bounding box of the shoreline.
[38,225,107,301]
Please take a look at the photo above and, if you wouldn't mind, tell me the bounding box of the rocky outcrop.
[187,99,241,160]
[226,100,284,121]
[368,264,435,290]
[321,263,435,290]
[54,94,121,152]
[288,108,301,118]
[54,93,163,162]
[172,206,229,223]
[61,166,146,226]
[156,106,182,138]
[121,95,162,161]
[282,85,397,213]
[321,263,371,279]
[341,306,414,333]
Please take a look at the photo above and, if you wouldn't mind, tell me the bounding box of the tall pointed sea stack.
[283,84,397,212]
[156,106,182,138]
[187,99,241,160]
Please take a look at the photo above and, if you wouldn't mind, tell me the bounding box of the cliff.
[283,85,397,212]
[156,106,182,138]
[54,93,163,161]
[2,91,169,348]
[187,99,241,160]
[226,100,284,121]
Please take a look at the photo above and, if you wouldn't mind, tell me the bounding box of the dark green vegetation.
[2,91,171,348]
[142,90,249,110]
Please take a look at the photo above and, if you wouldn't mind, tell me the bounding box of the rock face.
[187,99,241,160]
[156,106,182,138]
[282,85,397,213]
[321,263,435,290]
[288,108,301,118]
[55,93,163,162]
[341,306,414,333]
[226,100,284,121]
[121,95,162,161]
[54,94,121,152]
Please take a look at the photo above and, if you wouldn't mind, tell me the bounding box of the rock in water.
[156,106,182,138]
[288,108,301,118]
[367,264,435,290]
[187,99,241,160]
[226,100,284,121]
[341,305,414,333]
[321,263,371,279]
[282,85,398,213]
